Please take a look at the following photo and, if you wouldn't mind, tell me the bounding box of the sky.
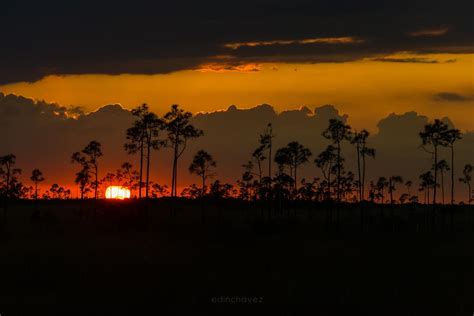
[0,0,472,130]
[0,0,473,200]
[0,53,472,131]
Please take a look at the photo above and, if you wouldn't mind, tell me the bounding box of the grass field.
[0,199,473,315]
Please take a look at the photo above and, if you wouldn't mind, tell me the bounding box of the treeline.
[0,105,472,208]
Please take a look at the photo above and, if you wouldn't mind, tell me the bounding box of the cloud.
[408,26,451,37]
[223,37,364,50]
[434,92,473,102]
[197,62,261,73]
[0,0,472,84]
[370,57,440,64]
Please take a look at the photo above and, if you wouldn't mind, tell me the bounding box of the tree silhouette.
[340,170,355,202]
[399,193,410,204]
[0,155,22,199]
[360,146,375,201]
[75,166,91,200]
[143,110,165,198]
[459,164,472,205]
[322,119,352,202]
[82,141,103,199]
[376,177,388,203]
[189,150,217,197]
[260,123,275,185]
[403,180,414,203]
[150,183,169,198]
[419,119,449,205]
[49,184,69,199]
[351,130,372,201]
[125,104,165,198]
[208,180,235,199]
[163,105,203,197]
[368,180,377,202]
[298,178,319,201]
[274,147,292,177]
[0,154,22,223]
[125,119,145,198]
[419,171,435,204]
[388,175,403,204]
[405,180,413,196]
[275,141,312,195]
[180,184,201,199]
[101,172,117,188]
[116,162,139,196]
[315,145,338,200]
[251,145,266,184]
[241,161,258,199]
[434,159,449,204]
[273,165,294,209]
[30,169,45,200]
[287,141,312,192]
[238,164,257,201]
[72,141,103,199]
[444,128,462,204]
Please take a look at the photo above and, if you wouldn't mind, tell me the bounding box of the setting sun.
[105,186,131,200]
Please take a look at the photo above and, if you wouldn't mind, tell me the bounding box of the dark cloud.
[371,57,440,64]
[434,92,473,102]
[0,0,472,84]
[1,93,473,201]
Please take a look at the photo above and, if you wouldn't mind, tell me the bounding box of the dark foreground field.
[0,199,473,315]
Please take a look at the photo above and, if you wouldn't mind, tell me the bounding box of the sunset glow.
[1,53,472,132]
[105,186,131,200]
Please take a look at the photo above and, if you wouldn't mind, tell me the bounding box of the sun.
[105,186,131,200]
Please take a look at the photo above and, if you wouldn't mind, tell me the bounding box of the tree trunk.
[356,143,361,202]
[468,183,472,205]
[174,156,178,197]
[202,174,205,197]
[95,165,99,199]
[171,160,176,197]
[6,168,11,199]
[139,141,144,199]
[171,139,178,197]
[327,162,332,200]
[451,145,455,205]
[362,154,366,201]
[257,160,262,184]
[146,142,151,199]
[294,165,297,193]
[337,142,341,202]
[268,132,272,181]
[390,180,393,205]
[441,171,445,204]
[433,146,438,205]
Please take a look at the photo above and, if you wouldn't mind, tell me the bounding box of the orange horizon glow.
[1,53,472,132]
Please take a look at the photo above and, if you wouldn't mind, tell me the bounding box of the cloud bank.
[1,93,473,202]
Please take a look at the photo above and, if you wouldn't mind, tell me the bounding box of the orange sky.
[1,53,473,132]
